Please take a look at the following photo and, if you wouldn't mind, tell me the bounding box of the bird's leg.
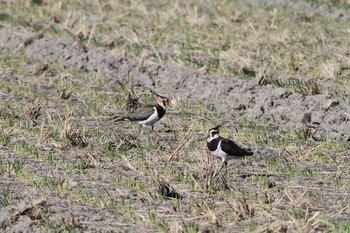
[151,124,154,131]
[219,162,225,171]
[219,162,229,190]
[211,161,229,190]
[219,161,228,177]
[220,172,229,190]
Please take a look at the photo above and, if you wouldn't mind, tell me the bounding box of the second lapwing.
[112,92,168,131]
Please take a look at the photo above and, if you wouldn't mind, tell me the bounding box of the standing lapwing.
[207,124,253,187]
[112,92,168,131]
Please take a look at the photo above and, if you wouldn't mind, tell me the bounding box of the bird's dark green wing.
[126,105,155,121]
[221,138,253,157]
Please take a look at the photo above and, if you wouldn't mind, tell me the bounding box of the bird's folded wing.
[126,105,155,121]
[221,139,253,156]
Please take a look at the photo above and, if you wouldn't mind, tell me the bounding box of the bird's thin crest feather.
[209,123,225,131]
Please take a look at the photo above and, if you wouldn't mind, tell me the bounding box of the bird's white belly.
[138,108,159,126]
[211,141,240,162]
[211,141,226,161]
[213,150,227,158]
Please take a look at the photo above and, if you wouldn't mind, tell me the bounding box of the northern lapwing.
[112,93,168,131]
[207,124,253,187]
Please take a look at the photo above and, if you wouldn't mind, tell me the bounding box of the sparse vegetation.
[0,0,349,232]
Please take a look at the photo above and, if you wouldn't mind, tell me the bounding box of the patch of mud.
[250,0,350,20]
[1,25,348,141]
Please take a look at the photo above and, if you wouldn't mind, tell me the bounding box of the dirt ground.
[0,0,349,232]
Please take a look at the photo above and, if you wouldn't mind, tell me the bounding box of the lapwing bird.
[207,124,253,187]
[112,94,167,131]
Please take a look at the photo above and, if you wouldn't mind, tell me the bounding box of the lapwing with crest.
[207,124,253,187]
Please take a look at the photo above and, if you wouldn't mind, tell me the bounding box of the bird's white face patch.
[207,129,219,142]
[156,96,168,109]
[138,107,159,126]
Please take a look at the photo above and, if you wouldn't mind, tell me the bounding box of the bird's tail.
[245,150,254,157]
[109,115,126,122]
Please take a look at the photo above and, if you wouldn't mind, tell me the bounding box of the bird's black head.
[207,124,223,141]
